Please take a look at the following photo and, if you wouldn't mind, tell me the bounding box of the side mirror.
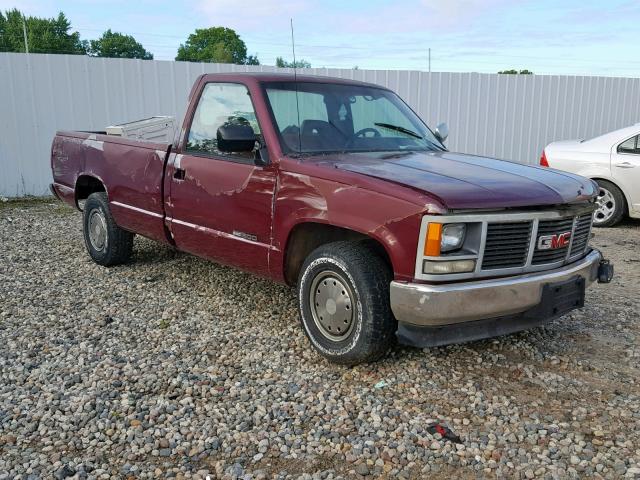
[216,124,256,153]
[434,122,449,143]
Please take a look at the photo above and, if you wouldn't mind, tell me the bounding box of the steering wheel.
[354,127,381,138]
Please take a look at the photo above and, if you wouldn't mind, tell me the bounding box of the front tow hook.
[598,259,614,284]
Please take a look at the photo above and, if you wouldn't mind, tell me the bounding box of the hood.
[321,151,597,210]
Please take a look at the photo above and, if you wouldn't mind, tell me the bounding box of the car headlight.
[423,222,467,256]
[441,224,466,252]
[420,218,480,277]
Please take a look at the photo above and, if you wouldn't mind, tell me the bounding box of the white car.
[542,124,640,227]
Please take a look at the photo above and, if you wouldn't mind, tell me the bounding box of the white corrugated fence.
[1,52,639,197]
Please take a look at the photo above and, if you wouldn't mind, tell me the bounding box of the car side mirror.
[434,122,449,143]
[216,124,256,153]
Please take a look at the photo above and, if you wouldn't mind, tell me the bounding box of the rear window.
[618,135,638,154]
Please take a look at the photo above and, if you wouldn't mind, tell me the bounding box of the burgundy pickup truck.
[50,73,613,365]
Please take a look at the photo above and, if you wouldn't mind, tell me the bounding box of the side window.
[186,83,260,159]
[618,135,638,154]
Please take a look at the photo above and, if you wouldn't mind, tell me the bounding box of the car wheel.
[297,241,396,365]
[83,192,134,266]
[593,180,625,227]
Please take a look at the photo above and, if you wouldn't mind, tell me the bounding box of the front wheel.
[297,241,396,365]
[82,192,134,266]
[593,180,625,227]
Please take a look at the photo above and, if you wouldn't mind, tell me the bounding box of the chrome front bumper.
[390,249,602,327]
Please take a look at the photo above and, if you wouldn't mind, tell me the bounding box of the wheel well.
[283,222,392,286]
[591,177,629,215]
[75,175,106,206]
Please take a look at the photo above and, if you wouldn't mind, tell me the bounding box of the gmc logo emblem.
[537,231,572,250]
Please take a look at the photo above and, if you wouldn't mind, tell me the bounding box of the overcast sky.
[4,0,640,76]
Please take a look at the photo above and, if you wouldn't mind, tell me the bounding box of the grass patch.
[0,196,75,214]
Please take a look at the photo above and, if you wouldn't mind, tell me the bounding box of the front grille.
[418,208,596,280]
[570,214,593,258]
[482,221,533,270]
[531,218,575,265]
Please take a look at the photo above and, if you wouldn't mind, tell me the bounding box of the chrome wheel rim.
[594,187,616,225]
[88,209,108,251]
[309,271,355,341]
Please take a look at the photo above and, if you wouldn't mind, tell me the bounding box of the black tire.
[593,179,626,228]
[297,241,396,365]
[82,192,134,266]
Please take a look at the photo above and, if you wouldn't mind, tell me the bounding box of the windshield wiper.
[374,122,423,139]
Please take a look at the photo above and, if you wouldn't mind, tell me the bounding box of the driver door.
[166,82,276,277]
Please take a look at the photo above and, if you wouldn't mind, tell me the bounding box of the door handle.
[615,161,635,169]
[174,168,186,180]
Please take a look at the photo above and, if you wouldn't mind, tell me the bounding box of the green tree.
[245,54,260,65]
[275,56,311,68]
[88,29,152,59]
[498,69,533,74]
[0,9,85,54]
[176,27,258,64]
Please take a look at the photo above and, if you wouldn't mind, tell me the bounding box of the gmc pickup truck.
[50,73,613,365]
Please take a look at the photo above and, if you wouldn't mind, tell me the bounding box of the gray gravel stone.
[53,465,75,479]
[0,199,639,479]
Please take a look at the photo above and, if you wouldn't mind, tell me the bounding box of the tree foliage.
[275,56,311,68]
[176,27,258,64]
[88,29,152,59]
[498,69,533,74]
[0,8,85,54]
[245,54,260,65]
[0,11,265,65]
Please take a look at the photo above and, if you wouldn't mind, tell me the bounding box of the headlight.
[419,217,481,278]
[423,222,467,256]
[441,224,466,252]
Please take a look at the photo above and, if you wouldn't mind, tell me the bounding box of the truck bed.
[51,130,172,244]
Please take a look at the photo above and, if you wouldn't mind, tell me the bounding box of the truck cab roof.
[192,72,387,90]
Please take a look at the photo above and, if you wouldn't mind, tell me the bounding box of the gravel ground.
[1,198,639,480]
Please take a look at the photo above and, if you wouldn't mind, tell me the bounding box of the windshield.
[264,81,445,154]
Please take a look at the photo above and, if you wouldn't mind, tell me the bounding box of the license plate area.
[540,276,586,317]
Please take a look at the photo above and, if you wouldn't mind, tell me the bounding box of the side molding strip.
[110,201,163,218]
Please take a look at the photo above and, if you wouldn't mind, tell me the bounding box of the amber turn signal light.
[424,223,442,257]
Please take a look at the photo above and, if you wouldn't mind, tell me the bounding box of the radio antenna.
[290,18,302,155]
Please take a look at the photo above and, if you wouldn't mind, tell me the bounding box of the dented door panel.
[165,153,276,277]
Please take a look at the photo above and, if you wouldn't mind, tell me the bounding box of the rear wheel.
[593,180,625,227]
[297,241,396,365]
[82,192,134,266]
